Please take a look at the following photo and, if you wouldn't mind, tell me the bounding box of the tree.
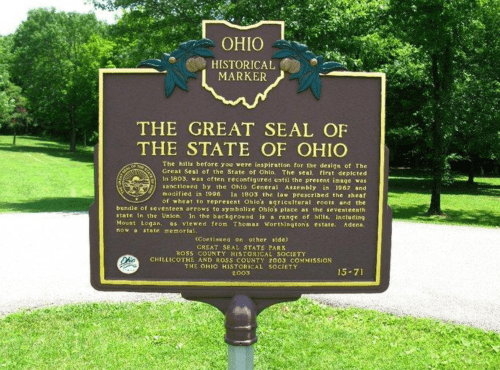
[76,34,117,146]
[0,36,30,144]
[11,8,108,151]
[453,77,500,184]
[451,0,500,184]
[0,84,29,145]
[390,0,483,214]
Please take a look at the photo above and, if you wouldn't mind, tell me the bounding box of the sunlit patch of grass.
[0,136,94,213]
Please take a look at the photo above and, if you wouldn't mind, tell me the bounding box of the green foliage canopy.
[10,8,113,151]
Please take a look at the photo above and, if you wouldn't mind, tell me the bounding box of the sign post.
[226,295,256,370]
[228,346,253,370]
[90,20,391,367]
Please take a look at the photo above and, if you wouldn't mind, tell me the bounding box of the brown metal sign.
[90,21,391,297]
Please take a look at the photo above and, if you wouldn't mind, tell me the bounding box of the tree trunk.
[12,126,17,146]
[428,146,443,215]
[467,158,475,185]
[427,54,444,215]
[69,105,77,152]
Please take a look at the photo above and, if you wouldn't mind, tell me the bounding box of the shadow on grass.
[389,203,429,220]
[389,177,500,197]
[390,203,500,227]
[440,209,500,228]
[448,180,500,196]
[389,177,431,194]
[1,197,94,213]
[0,137,94,164]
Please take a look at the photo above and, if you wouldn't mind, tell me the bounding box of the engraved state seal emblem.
[116,163,156,203]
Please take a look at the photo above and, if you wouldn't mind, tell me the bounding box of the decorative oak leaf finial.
[138,38,215,97]
[272,40,346,100]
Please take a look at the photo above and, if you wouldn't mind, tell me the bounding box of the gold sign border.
[201,20,285,110]
[98,69,386,288]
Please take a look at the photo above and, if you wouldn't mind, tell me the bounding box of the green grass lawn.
[1,298,499,370]
[388,168,500,228]
[1,135,499,227]
[0,136,94,213]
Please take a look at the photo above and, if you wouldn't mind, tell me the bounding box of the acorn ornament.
[186,57,207,72]
[280,58,301,74]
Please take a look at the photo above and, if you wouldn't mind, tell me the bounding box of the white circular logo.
[117,255,139,274]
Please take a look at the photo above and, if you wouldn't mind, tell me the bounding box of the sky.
[0,0,119,36]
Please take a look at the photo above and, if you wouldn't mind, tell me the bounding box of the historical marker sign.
[90,21,391,297]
